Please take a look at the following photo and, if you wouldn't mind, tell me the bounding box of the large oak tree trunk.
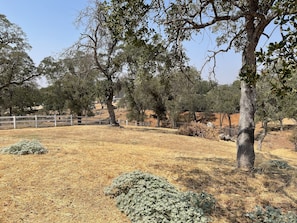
[237,35,257,169]
[237,81,256,169]
[236,1,261,169]
[237,44,257,169]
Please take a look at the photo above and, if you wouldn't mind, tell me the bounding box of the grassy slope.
[0,125,296,223]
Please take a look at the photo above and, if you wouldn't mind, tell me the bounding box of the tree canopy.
[0,14,37,91]
[150,0,297,168]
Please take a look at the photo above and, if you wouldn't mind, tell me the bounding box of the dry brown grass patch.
[0,125,296,223]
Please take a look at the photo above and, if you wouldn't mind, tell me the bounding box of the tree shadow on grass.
[150,156,297,222]
[150,157,255,222]
[254,157,297,207]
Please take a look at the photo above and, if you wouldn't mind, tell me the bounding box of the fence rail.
[0,115,239,136]
[0,115,152,130]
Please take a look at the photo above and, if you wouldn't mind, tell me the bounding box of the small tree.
[40,82,67,115]
[61,52,97,121]
[121,77,148,122]
[0,82,41,115]
[38,53,97,119]
[256,65,297,150]
[207,81,240,135]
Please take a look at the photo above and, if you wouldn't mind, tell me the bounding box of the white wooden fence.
[0,115,151,130]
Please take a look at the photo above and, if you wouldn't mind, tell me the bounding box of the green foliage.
[104,171,215,223]
[268,160,291,170]
[256,4,297,97]
[39,52,97,116]
[206,81,240,115]
[257,159,292,173]
[0,140,48,155]
[0,14,37,92]
[246,206,297,223]
[1,83,41,115]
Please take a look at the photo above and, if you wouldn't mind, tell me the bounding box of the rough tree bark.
[236,0,259,169]
[237,81,256,169]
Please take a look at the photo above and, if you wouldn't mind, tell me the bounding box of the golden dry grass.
[0,125,296,223]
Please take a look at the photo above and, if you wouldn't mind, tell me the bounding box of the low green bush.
[104,171,216,223]
[268,160,291,170]
[0,140,48,155]
[246,206,297,223]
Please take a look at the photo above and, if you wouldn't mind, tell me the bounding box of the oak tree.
[0,14,37,91]
[154,0,297,168]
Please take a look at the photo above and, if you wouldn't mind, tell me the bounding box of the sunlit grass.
[0,125,296,222]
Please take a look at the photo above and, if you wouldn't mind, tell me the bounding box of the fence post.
[70,115,73,126]
[35,115,38,128]
[13,116,16,129]
[54,115,57,127]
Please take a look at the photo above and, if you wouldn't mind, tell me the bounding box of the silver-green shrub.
[246,206,297,223]
[0,140,48,155]
[268,160,291,170]
[104,171,215,223]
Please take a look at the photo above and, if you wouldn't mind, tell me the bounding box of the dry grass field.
[0,124,297,223]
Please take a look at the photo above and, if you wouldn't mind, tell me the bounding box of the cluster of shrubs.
[246,206,297,223]
[104,171,216,223]
[105,170,297,223]
[0,140,48,155]
[256,159,292,173]
[268,159,292,170]
[178,122,217,140]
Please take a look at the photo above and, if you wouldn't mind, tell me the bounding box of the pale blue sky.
[1,1,278,84]
[0,1,87,60]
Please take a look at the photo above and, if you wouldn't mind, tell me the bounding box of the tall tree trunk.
[237,32,256,168]
[237,81,256,169]
[236,2,261,169]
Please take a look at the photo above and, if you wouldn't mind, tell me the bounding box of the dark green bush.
[246,206,297,223]
[0,140,48,155]
[104,171,215,223]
